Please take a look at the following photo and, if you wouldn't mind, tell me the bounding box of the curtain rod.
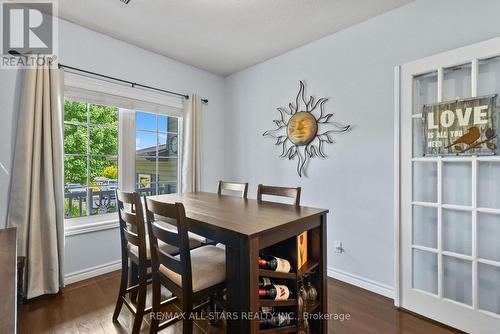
[7,50,208,104]
[58,63,209,104]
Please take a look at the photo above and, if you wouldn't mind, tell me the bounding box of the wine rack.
[257,225,324,334]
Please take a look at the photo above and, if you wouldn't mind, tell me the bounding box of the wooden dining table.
[149,191,329,334]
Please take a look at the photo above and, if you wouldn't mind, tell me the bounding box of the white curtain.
[7,63,65,299]
[182,95,202,192]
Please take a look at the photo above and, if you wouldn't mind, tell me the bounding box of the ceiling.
[58,0,414,76]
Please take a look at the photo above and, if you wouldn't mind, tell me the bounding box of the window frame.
[63,74,184,234]
[63,101,119,220]
[122,110,183,197]
[134,111,180,196]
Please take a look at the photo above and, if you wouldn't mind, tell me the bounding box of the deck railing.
[64,184,175,218]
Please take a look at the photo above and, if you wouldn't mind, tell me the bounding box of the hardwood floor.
[18,271,463,334]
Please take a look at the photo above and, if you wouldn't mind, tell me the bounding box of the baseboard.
[327,267,394,299]
[64,262,394,298]
[64,259,121,285]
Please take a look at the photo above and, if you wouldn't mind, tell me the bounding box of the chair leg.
[182,300,194,334]
[149,276,161,334]
[208,295,216,325]
[131,276,147,334]
[130,261,139,303]
[112,256,129,322]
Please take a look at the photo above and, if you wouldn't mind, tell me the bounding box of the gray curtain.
[7,63,65,299]
[182,95,202,192]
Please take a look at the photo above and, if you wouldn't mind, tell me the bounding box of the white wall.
[224,0,500,295]
[0,18,226,278]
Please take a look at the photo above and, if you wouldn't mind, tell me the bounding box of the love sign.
[423,95,497,156]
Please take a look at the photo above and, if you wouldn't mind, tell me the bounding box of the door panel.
[400,36,500,333]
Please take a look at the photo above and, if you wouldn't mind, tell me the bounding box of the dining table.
[149,191,329,334]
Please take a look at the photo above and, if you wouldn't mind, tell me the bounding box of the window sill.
[64,213,119,237]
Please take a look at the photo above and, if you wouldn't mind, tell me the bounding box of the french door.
[400,37,500,333]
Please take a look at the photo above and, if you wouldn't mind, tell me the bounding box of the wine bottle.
[259,306,274,314]
[258,255,291,273]
[258,284,292,300]
[259,277,273,288]
[259,313,291,328]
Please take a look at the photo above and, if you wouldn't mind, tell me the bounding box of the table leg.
[226,237,259,334]
[320,213,328,333]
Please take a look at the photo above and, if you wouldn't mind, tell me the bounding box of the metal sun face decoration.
[263,81,351,177]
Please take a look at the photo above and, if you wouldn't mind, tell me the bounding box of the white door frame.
[395,36,500,332]
[394,65,401,308]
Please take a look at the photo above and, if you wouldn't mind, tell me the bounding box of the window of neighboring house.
[63,99,119,218]
[135,111,179,196]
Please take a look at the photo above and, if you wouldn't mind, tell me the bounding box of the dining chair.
[257,184,302,206]
[112,190,202,333]
[217,180,248,198]
[112,190,151,334]
[145,198,226,334]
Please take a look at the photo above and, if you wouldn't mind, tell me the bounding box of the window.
[63,101,181,221]
[135,111,179,196]
[64,100,119,218]
[63,72,184,224]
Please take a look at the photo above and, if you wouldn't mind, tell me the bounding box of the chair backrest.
[116,190,147,261]
[257,184,302,206]
[217,180,248,198]
[144,198,193,293]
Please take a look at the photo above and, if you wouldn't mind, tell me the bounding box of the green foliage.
[64,156,86,184]
[102,166,118,179]
[64,100,119,187]
[89,104,118,125]
[64,198,87,218]
[90,127,118,155]
[64,100,87,123]
[89,158,117,184]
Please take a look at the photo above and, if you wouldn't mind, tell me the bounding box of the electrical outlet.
[334,240,345,254]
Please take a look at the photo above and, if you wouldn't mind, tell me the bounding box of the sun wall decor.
[263,81,351,177]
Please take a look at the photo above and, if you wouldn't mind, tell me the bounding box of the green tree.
[64,100,119,187]
[102,166,118,179]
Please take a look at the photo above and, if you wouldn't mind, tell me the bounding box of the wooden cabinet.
[258,224,326,334]
[0,228,17,334]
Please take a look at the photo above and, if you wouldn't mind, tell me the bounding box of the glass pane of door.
[413,162,437,202]
[413,249,438,294]
[478,162,500,209]
[443,256,472,306]
[413,206,437,248]
[413,71,437,115]
[443,64,472,101]
[478,264,500,315]
[478,213,500,262]
[442,162,472,206]
[442,209,472,256]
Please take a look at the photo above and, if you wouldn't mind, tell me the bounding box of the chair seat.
[128,223,203,259]
[159,245,225,292]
